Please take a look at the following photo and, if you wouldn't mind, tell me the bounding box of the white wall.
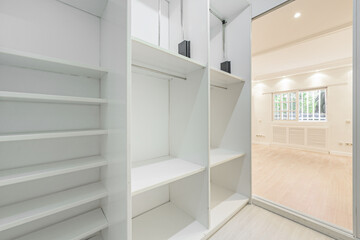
[252,66,353,155]
[252,24,353,156]
[131,0,169,48]
[0,0,100,66]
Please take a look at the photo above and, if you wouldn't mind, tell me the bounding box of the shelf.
[0,48,107,79]
[16,208,108,240]
[0,91,107,104]
[132,37,205,76]
[0,182,107,231]
[210,148,245,167]
[0,129,108,142]
[87,236,104,240]
[206,184,249,237]
[131,156,205,196]
[0,156,107,187]
[132,202,207,240]
[210,68,244,86]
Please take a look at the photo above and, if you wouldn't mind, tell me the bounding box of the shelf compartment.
[210,68,244,86]
[0,91,107,105]
[0,182,107,231]
[207,183,249,237]
[0,129,108,142]
[16,208,108,240]
[132,202,207,240]
[132,37,205,76]
[210,148,245,167]
[131,156,205,196]
[0,156,107,187]
[0,48,107,79]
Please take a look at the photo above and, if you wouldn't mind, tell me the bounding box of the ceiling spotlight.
[294,12,301,18]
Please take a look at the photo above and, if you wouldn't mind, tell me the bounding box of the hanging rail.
[132,64,187,80]
[211,84,228,90]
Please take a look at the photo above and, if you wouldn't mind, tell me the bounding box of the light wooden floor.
[210,205,334,240]
[252,144,352,230]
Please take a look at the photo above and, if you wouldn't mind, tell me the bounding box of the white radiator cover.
[273,126,328,150]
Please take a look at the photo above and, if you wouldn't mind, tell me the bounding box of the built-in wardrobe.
[0,0,251,239]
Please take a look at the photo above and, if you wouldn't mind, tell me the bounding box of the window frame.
[298,88,327,122]
[272,87,327,122]
[272,91,297,121]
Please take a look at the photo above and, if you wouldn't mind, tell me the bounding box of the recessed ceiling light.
[294,12,301,19]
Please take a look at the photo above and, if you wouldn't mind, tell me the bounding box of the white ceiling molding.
[253,57,352,82]
[253,22,352,56]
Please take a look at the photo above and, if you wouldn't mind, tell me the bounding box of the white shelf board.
[0,48,107,79]
[0,182,107,232]
[16,208,108,240]
[132,37,205,76]
[210,68,244,86]
[131,156,205,196]
[132,202,207,240]
[0,91,107,104]
[0,156,107,187]
[205,183,249,238]
[0,129,108,142]
[210,148,245,167]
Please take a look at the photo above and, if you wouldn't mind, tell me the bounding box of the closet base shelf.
[16,208,108,240]
[205,184,249,238]
[132,202,207,240]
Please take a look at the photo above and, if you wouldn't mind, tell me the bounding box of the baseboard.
[252,196,354,240]
[269,143,330,154]
[258,143,352,157]
[252,141,271,146]
[330,151,352,157]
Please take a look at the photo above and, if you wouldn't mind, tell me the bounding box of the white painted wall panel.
[132,0,169,48]
[0,0,100,66]
[132,74,169,162]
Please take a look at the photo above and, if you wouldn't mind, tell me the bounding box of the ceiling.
[210,0,250,28]
[252,0,352,55]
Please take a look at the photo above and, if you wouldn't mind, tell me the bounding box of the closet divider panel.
[207,1,252,237]
[214,6,252,197]
[100,0,131,240]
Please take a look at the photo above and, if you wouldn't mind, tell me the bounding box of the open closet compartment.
[130,0,210,239]
[0,1,129,240]
[207,0,252,237]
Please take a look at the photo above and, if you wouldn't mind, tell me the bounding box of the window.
[272,88,327,121]
[298,88,326,121]
[273,92,296,120]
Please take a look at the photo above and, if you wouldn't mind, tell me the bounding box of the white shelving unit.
[0,156,107,187]
[0,183,107,231]
[132,202,207,240]
[210,148,245,168]
[0,91,107,105]
[207,184,249,237]
[0,1,129,240]
[1,0,252,239]
[132,38,205,76]
[16,208,108,240]
[208,0,252,235]
[132,156,205,196]
[130,0,210,239]
[0,130,108,142]
[0,48,107,79]
[210,67,245,86]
